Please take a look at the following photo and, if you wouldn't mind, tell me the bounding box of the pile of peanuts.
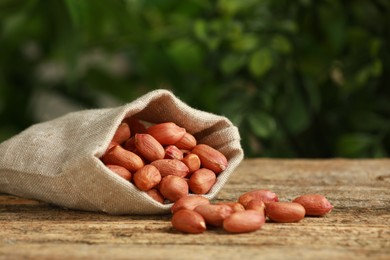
[101,118,333,234]
[171,190,333,234]
[100,117,228,204]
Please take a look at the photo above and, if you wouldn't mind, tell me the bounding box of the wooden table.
[1,159,389,259]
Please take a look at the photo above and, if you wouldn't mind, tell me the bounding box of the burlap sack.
[0,89,243,215]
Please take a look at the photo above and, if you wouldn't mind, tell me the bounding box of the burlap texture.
[0,89,244,215]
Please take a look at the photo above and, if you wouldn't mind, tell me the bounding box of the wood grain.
[1,159,390,259]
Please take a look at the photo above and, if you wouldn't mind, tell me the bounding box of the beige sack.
[0,89,244,215]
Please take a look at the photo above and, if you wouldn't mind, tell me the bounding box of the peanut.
[122,137,137,152]
[292,194,333,216]
[238,189,279,207]
[171,209,206,234]
[112,122,131,145]
[159,175,189,202]
[175,132,197,150]
[216,202,245,212]
[135,133,165,162]
[151,159,189,178]
[189,168,216,195]
[147,122,186,145]
[171,195,210,214]
[245,199,266,216]
[106,164,132,181]
[181,153,201,173]
[133,165,161,191]
[146,189,165,204]
[164,145,184,160]
[122,117,147,135]
[192,144,228,174]
[194,204,233,227]
[266,202,306,223]
[101,145,144,172]
[223,210,265,233]
[105,141,118,152]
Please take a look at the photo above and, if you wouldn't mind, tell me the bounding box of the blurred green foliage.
[0,0,389,158]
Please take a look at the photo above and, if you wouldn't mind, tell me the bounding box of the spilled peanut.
[223,210,266,233]
[266,202,306,223]
[171,209,206,234]
[194,204,233,227]
[171,189,333,234]
[292,194,334,216]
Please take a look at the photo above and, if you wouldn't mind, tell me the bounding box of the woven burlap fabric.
[0,89,244,215]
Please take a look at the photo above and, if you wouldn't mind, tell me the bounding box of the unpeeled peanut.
[292,194,333,216]
[266,202,306,223]
[223,210,265,233]
[192,144,228,174]
[171,209,206,234]
[238,189,279,207]
[101,145,144,172]
[151,159,189,178]
[106,164,132,181]
[106,141,118,152]
[159,175,189,202]
[122,137,136,152]
[216,202,245,212]
[194,204,233,227]
[122,117,147,135]
[147,122,186,145]
[175,132,197,150]
[112,123,131,145]
[189,168,216,195]
[146,189,165,204]
[182,153,201,173]
[135,133,165,162]
[245,199,266,216]
[133,165,161,191]
[171,195,210,214]
[164,145,184,160]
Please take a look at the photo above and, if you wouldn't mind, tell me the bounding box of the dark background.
[1,0,389,158]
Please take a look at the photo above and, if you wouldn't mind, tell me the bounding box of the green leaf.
[348,112,388,131]
[217,0,242,17]
[231,34,259,52]
[220,54,246,75]
[303,79,321,112]
[271,35,292,54]
[355,66,372,86]
[336,133,374,157]
[65,0,88,29]
[370,59,382,77]
[279,20,298,34]
[194,19,223,50]
[370,38,382,57]
[372,145,387,158]
[319,4,346,52]
[279,89,310,134]
[249,49,273,77]
[206,37,221,51]
[167,39,203,71]
[194,19,207,41]
[247,112,276,138]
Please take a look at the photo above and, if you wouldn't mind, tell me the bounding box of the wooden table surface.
[1,159,390,259]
